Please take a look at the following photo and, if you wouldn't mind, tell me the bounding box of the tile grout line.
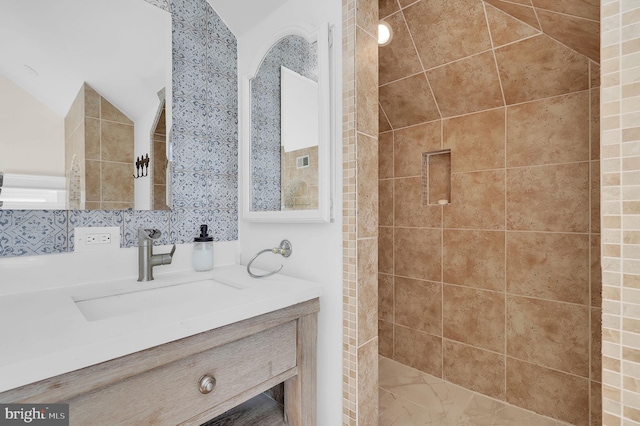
[381,157,593,179]
[379,102,394,132]
[99,97,104,208]
[439,118,445,380]
[529,1,543,31]
[616,4,624,421]
[534,6,600,24]
[483,2,542,35]
[587,60,594,426]
[454,10,512,399]
[481,1,508,108]
[395,6,444,120]
[503,97,508,399]
[380,89,593,134]
[382,225,593,237]
[380,47,495,88]
[391,128,396,361]
[391,274,592,309]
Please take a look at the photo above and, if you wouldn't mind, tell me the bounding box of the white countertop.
[0,264,322,393]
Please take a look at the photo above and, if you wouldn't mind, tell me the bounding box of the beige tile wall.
[65,83,135,210]
[152,106,169,210]
[342,0,379,423]
[601,0,640,424]
[65,86,86,210]
[377,0,601,424]
[92,88,135,210]
[342,0,357,422]
[280,146,319,210]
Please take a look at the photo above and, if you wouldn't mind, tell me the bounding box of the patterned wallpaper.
[0,0,238,257]
[144,0,170,11]
[250,35,317,211]
[169,0,238,240]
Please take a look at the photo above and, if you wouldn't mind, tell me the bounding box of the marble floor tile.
[380,388,462,426]
[379,356,570,426]
[379,356,474,421]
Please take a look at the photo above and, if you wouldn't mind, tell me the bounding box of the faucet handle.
[154,244,176,267]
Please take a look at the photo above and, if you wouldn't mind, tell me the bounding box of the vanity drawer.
[67,321,297,426]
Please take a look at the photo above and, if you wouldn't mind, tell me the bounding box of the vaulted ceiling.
[378,0,600,130]
[484,0,599,61]
[0,0,171,120]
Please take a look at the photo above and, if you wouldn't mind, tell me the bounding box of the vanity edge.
[0,298,319,425]
[0,264,322,394]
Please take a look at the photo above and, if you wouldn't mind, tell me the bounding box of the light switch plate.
[74,227,121,252]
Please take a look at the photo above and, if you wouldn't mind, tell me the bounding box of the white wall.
[135,18,172,211]
[0,74,65,176]
[237,1,343,424]
[134,109,157,211]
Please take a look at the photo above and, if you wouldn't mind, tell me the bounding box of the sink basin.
[73,279,244,322]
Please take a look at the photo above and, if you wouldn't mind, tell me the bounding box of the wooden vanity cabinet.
[0,299,319,426]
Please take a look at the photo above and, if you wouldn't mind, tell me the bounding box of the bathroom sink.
[73,279,245,322]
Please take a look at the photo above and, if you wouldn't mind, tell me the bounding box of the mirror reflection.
[281,66,319,210]
[0,0,171,210]
[250,35,318,212]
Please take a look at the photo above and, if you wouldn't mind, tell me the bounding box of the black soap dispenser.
[193,224,213,271]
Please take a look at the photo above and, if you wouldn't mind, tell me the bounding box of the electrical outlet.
[74,227,121,252]
[86,233,111,245]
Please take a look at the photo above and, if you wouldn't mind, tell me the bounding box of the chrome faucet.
[137,228,176,282]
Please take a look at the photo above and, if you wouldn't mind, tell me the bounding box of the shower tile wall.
[599,0,640,424]
[343,0,380,423]
[152,106,169,210]
[281,146,319,210]
[64,83,136,211]
[377,1,600,425]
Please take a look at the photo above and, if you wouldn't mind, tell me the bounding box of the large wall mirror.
[0,0,171,210]
[242,23,332,223]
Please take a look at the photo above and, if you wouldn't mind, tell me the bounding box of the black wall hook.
[133,153,150,179]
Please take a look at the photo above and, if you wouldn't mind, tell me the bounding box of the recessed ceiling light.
[378,21,392,46]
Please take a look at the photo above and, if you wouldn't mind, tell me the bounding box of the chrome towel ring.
[246,240,293,278]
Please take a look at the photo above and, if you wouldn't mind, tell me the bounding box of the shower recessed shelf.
[422,149,451,206]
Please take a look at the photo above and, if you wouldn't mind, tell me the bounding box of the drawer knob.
[198,375,216,394]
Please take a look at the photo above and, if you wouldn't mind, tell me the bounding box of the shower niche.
[422,149,451,206]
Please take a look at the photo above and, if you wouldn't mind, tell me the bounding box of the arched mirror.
[242,23,332,223]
